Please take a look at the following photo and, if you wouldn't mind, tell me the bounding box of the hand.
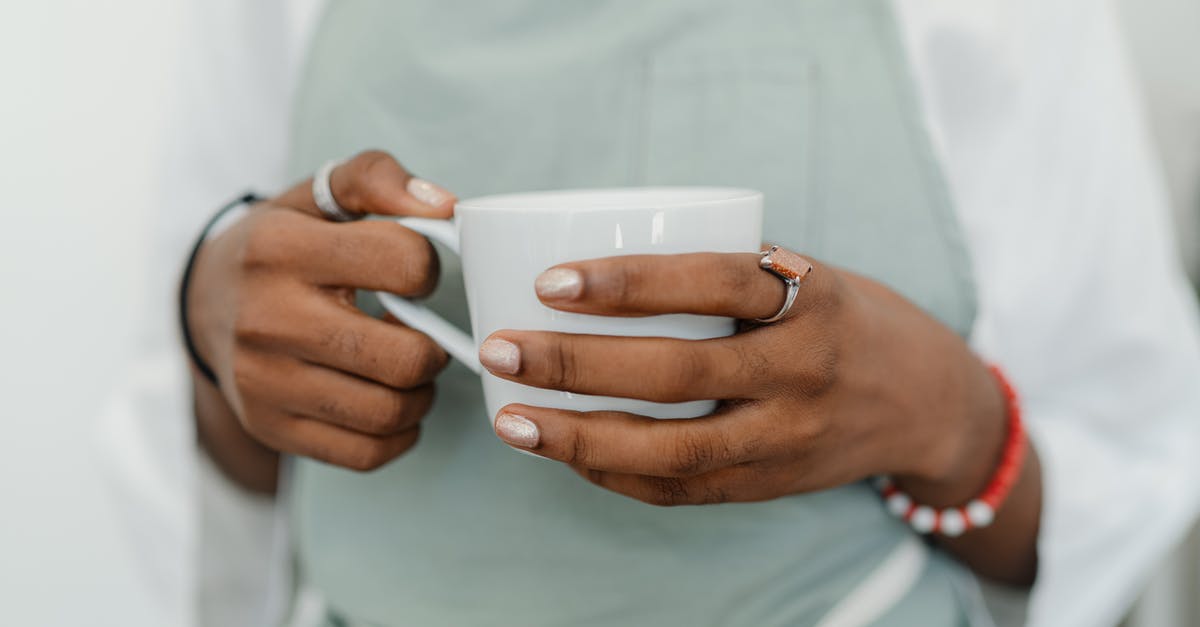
[479,252,1008,507]
[188,150,455,478]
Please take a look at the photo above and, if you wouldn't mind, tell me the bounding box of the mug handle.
[375,217,483,375]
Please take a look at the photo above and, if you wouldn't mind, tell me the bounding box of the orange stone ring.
[754,245,814,323]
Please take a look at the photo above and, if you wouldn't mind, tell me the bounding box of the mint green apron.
[286,1,979,625]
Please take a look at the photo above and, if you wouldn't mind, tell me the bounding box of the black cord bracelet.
[179,192,263,385]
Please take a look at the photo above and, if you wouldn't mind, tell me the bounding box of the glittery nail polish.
[535,267,583,300]
[479,337,520,374]
[494,413,539,448]
[406,177,454,209]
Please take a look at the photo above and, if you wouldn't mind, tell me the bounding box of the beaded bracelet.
[874,365,1026,537]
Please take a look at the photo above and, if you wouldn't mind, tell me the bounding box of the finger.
[276,149,455,219]
[242,401,421,472]
[298,218,442,296]
[492,404,769,477]
[248,358,435,436]
[479,330,766,402]
[573,466,773,506]
[251,296,449,389]
[533,252,822,320]
[240,208,441,297]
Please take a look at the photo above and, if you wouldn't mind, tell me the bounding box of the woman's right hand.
[187,150,456,488]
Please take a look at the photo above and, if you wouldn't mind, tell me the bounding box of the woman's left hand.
[479,251,1009,508]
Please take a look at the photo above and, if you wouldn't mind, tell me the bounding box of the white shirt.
[99,1,1200,625]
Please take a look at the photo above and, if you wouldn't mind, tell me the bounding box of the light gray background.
[0,1,1195,625]
[0,1,171,625]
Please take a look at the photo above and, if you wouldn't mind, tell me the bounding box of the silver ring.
[754,245,811,324]
[312,159,361,222]
[755,276,800,323]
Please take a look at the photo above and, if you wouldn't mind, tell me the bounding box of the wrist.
[894,358,1008,508]
[192,361,280,495]
[180,193,260,385]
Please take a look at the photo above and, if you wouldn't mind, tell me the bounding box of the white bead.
[939,509,967,537]
[966,500,995,527]
[886,493,912,517]
[910,506,937,533]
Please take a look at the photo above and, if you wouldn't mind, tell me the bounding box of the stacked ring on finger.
[313,159,363,222]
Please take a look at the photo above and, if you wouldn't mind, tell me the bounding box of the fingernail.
[535,268,583,300]
[406,177,454,208]
[494,412,540,448]
[479,337,520,374]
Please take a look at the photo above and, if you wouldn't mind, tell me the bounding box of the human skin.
[479,252,1040,586]
[189,151,455,492]
[189,150,1039,587]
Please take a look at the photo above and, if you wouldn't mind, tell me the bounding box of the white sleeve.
[900,1,1200,625]
[95,1,323,626]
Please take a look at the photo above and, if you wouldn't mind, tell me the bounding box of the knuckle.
[793,336,839,398]
[349,150,403,207]
[820,267,846,308]
[398,233,438,293]
[547,338,578,386]
[370,222,439,293]
[733,343,771,382]
[319,326,367,360]
[353,148,392,166]
[236,405,274,446]
[412,383,437,414]
[343,440,394,472]
[232,300,276,347]
[582,467,606,487]
[353,149,395,176]
[316,397,348,422]
[609,260,645,307]
[326,394,405,436]
[702,485,732,505]
[230,353,261,396]
[370,392,413,433]
[565,427,590,467]
[383,392,413,430]
[379,357,413,390]
[549,338,581,391]
[239,219,286,270]
[666,429,722,476]
[731,432,766,463]
[779,407,827,459]
[643,477,689,507]
[381,366,414,392]
[796,265,843,322]
[424,340,451,373]
[398,339,447,386]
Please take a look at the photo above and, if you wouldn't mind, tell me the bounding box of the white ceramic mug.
[377,187,763,422]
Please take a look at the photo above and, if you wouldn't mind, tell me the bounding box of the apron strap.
[814,534,930,627]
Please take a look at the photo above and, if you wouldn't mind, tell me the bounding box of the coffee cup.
[378,186,763,422]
